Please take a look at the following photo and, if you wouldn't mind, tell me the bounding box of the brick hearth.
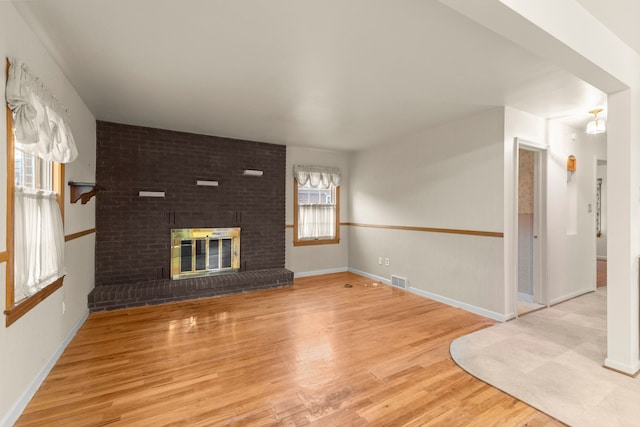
[88,268,293,311]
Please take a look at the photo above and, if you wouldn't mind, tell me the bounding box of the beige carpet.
[451,288,640,427]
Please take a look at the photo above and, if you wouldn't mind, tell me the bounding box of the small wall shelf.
[68,181,98,204]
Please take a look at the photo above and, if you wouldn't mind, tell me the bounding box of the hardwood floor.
[16,273,561,426]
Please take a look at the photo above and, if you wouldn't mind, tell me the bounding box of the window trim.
[293,178,340,247]
[4,59,65,327]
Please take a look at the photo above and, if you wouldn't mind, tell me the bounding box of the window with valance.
[4,57,78,326]
[293,165,341,246]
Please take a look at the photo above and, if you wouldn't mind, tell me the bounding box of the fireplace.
[171,228,240,280]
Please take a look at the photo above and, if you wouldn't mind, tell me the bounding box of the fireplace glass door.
[172,228,240,279]
[180,238,233,273]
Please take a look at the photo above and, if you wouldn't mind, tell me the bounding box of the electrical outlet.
[62,301,66,315]
[385,257,390,266]
[378,257,382,265]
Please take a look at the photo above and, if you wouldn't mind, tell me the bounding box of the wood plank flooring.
[16,273,562,426]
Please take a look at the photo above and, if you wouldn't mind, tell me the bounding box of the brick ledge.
[88,268,293,311]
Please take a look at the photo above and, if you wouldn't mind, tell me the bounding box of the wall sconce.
[586,108,606,134]
[567,155,577,172]
[196,180,219,186]
[243,169,263,177]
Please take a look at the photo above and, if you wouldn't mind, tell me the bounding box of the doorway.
[596,160,607,288]
[515,142,547,316]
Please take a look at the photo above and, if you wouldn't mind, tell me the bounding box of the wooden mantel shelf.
[68,181,98,204]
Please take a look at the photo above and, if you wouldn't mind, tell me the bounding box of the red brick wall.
[95,121,286,286]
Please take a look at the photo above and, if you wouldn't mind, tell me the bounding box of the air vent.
[391,275,407,289]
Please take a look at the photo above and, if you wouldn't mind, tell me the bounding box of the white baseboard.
[294,267,348,278]
[1,309,89,427]
[549,289,594,306]
[347,268,391,285]
[347,268,508,322]
[503,312,517,322]
[604,358,640,376]
[408,286,509,322]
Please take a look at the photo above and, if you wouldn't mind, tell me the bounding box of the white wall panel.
[546,121,598,303]
[0,3,96,424]
[349,109,506,316]
[349,226,505,314]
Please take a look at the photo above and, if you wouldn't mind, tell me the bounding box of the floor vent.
[391,275,408,289]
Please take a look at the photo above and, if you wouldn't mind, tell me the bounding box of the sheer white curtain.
[294,165,341,240]
[6,58,77,302]
[13,188,65,301]
[298,205,336,240]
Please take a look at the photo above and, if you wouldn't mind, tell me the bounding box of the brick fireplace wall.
[95,121,286,287]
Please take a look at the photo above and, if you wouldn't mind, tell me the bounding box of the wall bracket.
[68,181,98,204]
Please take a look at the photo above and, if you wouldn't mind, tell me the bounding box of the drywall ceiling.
[577,0,640,56]
[13,0,608,150]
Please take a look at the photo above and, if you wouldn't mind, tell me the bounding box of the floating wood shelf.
[68,181,98,204]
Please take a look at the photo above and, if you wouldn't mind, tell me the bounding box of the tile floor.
[451,288,640,427]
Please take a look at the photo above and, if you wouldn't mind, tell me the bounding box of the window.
[4,58,77,326]
[293,165,341,246]
[15,148,53,190]
[13,146,65,303]
[5,107,66,326]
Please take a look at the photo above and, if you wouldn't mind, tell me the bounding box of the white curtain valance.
[293,165,341,189]
[5,58,78,163]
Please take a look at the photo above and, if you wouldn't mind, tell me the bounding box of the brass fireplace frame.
[171,227,240,280]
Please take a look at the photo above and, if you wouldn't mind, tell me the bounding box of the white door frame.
[513,137,548,318]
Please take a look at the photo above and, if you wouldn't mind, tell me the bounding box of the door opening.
[596,159,607,288]
[514,140,547,318]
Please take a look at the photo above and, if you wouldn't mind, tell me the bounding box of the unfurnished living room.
[1,1,639,426]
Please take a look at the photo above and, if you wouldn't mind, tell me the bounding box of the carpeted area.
[451,288,640,427]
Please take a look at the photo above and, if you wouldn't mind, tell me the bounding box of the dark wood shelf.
[68,181,98,204]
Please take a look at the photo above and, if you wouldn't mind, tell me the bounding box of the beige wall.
[348,108,507,319]
[350,108,505,231]
[0,4,96,425]
[545,121,598,303]
[285,146,350,276]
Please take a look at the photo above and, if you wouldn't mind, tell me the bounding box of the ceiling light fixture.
[586,108,606,134]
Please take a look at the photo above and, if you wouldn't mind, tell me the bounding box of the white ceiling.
[13,0,615,151]
[577,0,640,56]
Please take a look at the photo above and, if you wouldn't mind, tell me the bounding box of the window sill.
[4,276,64,327]
[294,238,340,247]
